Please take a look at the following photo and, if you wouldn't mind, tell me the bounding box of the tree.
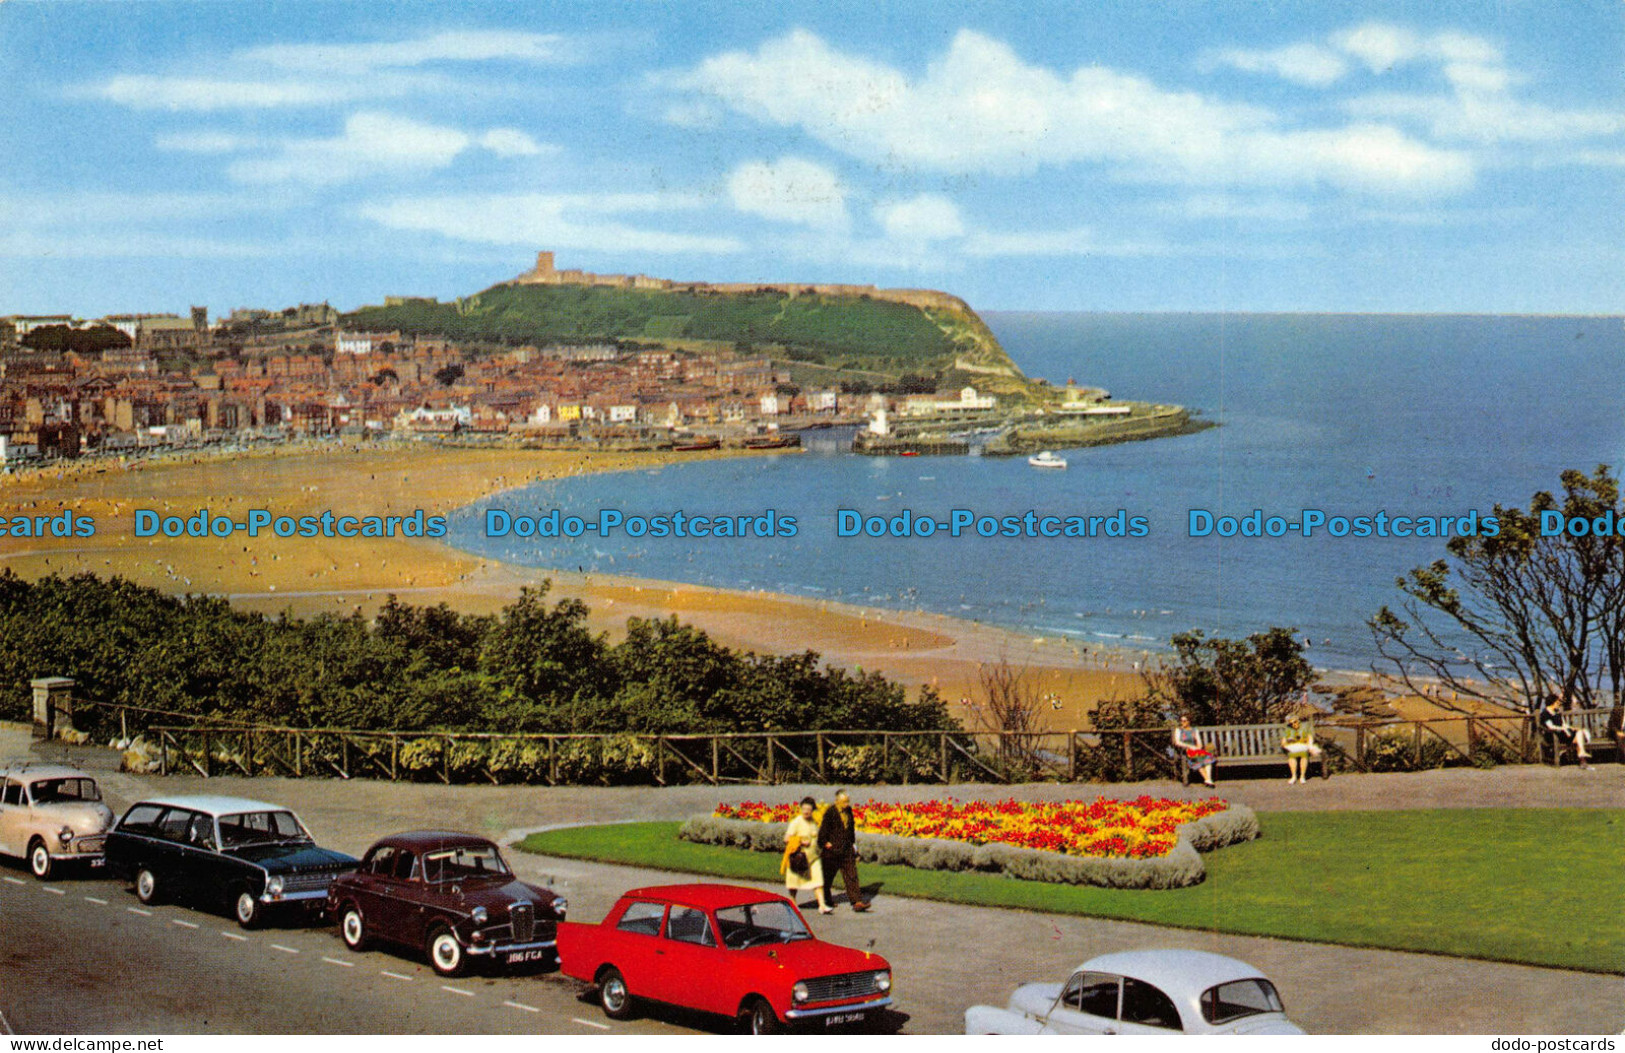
[22,324,132,355]
[1140,628,1311,725]
[1371,465,1625,724]
[433,363,465,386]
[965,660,1045,766]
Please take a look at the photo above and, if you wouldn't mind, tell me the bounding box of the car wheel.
[134,867,161,905]
[235,889,263,929]
[340,903,371,951]
[743,997,780,1035]
[27,838,53,881]
[597,966,635,1021]
[426,925,465,977]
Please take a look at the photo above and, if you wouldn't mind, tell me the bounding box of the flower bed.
[681,796,1259,889]
[716,796,1228,859]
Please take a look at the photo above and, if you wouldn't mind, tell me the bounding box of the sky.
[2,0,1622,317]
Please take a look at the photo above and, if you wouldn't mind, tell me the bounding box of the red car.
[557,883,894,1034]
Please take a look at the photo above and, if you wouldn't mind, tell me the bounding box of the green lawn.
[518,809,1624,974]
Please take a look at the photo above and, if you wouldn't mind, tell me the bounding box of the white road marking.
[2,876,25,885]
[381,971,415,982]
[440,985,474,997]
[171,919,200,929]
[42,886,66,895]
[0,1008,13,1034]
[127,907,153,916]
[271,944,299,954]
[220,931,249,941]
[322,956,355,967]
[84,896,109,905]
[504,1001,540,1013]
[573,1018,612,1030]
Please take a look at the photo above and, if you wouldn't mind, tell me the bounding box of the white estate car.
[965,949,1305,1035]
[0,762,115,879]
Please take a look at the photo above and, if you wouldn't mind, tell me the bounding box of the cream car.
[0,763,115,879]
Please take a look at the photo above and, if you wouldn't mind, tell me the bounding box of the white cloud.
[359,192,744,255]
[154,131,264,154]
[874,194,964,241]
[671,28,1469,195]
[241,30,576,72]
[89,30,575,112]
[727,157,849,229]
[96,74,427,111]
[224,112,545,185]
[478,128,547,157]
[1325,23,1623,145]
[1208,43,1349,88]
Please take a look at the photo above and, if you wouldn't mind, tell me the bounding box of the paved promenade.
[5,723,1622,1033]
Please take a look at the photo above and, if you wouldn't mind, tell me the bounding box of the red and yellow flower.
[714,796,1227,859]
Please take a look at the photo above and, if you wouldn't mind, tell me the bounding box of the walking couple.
[781,790,870,914]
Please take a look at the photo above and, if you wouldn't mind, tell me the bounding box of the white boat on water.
[1028,450,1067,469]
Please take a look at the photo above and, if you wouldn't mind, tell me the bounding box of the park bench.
[1170,722,1330,785]
[1537,707,1620,767]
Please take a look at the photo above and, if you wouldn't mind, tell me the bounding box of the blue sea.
[446,314,1625,669]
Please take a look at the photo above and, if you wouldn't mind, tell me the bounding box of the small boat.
[672,437,721,452]
[743,434,801,450]
[1028,450,1067,469]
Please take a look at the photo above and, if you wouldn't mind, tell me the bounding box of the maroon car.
[325,830,565,977]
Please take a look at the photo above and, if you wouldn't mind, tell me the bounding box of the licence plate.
[824,1012,867,1027]
[89,859,105,868]
[505,949,551,965]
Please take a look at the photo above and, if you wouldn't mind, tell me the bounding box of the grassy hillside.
[345,281,1021,380]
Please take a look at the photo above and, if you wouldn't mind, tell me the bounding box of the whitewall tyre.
[135,867,159,904]
[28,840,52,881]
[428,928,465,977]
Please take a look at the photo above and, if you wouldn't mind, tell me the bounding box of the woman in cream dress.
[782,796,831,914]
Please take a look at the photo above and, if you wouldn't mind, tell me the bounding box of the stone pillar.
[30,677,75,741]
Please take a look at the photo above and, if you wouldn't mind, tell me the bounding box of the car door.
[383,850,430,946]
[609,900,668,998]
[150,807,195,894]
[1117,976,1185,1034]
[0,778,24,856]
[1041,971,1122,1035]
[655,905,728,1014]
[347,845,394,938]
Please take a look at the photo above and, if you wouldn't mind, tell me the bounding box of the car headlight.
[552,896,567,916]
[57,826,74,846]
[266,875,284,897]
[471,906,489,925]
[792,982,809,1004]
[874,970,891,992]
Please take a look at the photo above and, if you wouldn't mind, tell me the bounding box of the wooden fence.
[59,697,1615,787]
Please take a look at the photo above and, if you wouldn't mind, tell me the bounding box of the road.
[0,863,678,1035]
[3,726,1622,1035]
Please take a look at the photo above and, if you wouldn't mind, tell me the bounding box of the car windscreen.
[715,901,810,948]
[29,778,101,804]
[1202,978,1284,1025]
[217,810,310,847]
[421,844,510,882]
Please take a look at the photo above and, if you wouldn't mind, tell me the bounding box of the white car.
[965,949,1305,1035]
[0,762,114,879]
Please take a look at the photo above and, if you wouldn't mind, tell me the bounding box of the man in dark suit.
[817,789,869,911]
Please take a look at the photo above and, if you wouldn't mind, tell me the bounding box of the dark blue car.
[105,794,357,928]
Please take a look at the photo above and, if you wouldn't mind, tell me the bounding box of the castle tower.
[534,251,555,276]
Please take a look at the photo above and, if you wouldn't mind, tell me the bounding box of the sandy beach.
[1,443,1156,726]
[4,442,1496,731]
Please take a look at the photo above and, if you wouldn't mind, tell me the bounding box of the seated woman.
[1280,713,1323,784]
[1537,694,1593,769]
[1171,715,1216,787]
